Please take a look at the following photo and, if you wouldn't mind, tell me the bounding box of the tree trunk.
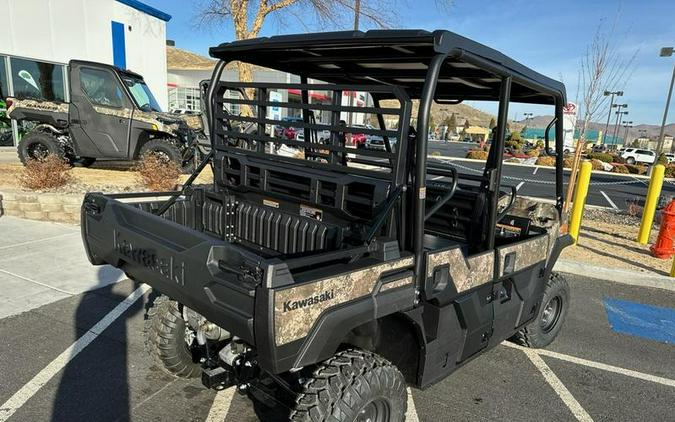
[236,61,255,116]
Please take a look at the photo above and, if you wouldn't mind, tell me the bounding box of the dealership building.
[0,0,171,147]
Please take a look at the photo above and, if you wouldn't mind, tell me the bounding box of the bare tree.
[195,0,397,107]
[564,18,637,211]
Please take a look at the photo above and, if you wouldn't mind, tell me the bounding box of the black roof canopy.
[209,29,566,105]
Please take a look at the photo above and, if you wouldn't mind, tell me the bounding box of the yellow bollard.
[638,164,665,245]
[670,254,675,278]
[568,161,592,244]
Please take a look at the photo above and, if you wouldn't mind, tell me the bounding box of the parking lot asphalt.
[427,141,675,211]
[0,271,673,422]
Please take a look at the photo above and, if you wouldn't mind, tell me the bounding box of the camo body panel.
[380,275,414,292]
[496,235,549,277]
[7,98,69,117]
[426,248,494,293]
[273,256,414,346]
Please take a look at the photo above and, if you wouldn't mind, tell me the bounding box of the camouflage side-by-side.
[426,248,495,293]
[7,98,70,116]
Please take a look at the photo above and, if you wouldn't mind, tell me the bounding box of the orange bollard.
[650,199,675,258]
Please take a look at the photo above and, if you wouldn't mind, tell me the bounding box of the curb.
[429,155,675,181]
[554,259,675,292]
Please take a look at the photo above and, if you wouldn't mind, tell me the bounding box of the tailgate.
[81,192,257,344]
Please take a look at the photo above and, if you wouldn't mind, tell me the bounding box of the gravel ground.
[0,163,214,194]
[562,210,670,276]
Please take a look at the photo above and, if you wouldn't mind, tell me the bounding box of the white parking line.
[600,191,619,210]
[206,388,236,421]
[0,232,78,251]
[0,284,150,422]
[533,167,539,175]
[536,348,675,388]
[504,342,675,387]
[516,181,525,191]
[406,387,419,421]
[522,349,594,421]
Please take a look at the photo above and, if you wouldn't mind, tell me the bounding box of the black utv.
[7,60,204,171]
[81,30,573,421]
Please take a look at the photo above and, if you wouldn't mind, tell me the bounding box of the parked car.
[592,144,608,153]
[274,116,304,138]
[171,108,198,115]
[365,135,397,151]
[620,148,656,165]
[665,153,675,163]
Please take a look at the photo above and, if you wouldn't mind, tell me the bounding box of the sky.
[146,0,675,125]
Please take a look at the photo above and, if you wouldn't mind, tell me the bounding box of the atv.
[7,60,206,172]
[81,29,573,421]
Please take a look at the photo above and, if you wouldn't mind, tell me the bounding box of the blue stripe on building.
[115,0,172,22]
[603,297,675,344]
[111,21,126,69]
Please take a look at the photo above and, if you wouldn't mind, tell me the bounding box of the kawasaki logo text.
[283,290,335,312]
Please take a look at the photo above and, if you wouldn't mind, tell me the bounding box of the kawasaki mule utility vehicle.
[7,60,204,171]
[81,30,573,421]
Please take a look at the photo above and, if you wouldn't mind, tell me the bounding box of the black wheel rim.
[354,398,390,422]
[152,149,172,163]
[540,296,562,333]
[28,142,49,160]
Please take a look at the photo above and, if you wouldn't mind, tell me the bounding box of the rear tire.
[290,349,407,422]
[18,130,67,164]
[144,295,201,378]
[511,272,569,348]
[139,139,193,173]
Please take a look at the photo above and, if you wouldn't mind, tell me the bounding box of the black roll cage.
[172,34,567,279]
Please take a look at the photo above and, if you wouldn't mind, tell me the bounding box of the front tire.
[511,272,569,348]
[139,139,194,173]
[144,295,201,378]
[290,349,407,422]
[626,157,636,164]
[18,130,67,164]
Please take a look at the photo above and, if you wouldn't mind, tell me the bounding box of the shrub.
[586,152,614,163]
[134,152,181,191]
[466,150,489,160]
[609,154,625,164]
[526,149,540,158]
[19,154,73,190]
[665,165,675,178]
[535,140,544,149]
[625,164,647,175]
[431,151,441,157]
[535,156,555,166]
[509,132,522,142]
[590,159,604,170]
[611,164,629,174]
[563,158,573,168]
[505,140,522,149]
[657,153,669,166]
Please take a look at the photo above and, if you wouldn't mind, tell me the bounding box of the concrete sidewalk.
[0,216,125,318]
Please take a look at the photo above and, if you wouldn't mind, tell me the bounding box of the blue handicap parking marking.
[603,297,675,344]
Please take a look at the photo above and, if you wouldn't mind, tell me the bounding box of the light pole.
[603,90,623,143]
[622,121,633,145]
[655,47,675,154]
[612,104,628,142]
[522,112,533,138]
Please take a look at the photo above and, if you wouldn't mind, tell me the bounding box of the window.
[10,57,65,102]
[0,56,8,99]
[80,67,126,108]
[0,56,12,146]
[168,87,203,113]
[123,75,161,112]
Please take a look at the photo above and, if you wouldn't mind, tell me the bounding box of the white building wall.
[112,1,168,109]
[0,0,168,108]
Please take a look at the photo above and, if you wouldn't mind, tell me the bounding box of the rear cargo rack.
[212,81,412,186]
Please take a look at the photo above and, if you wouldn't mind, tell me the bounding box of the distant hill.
[516,115,675,141]
[381,100,498,128]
